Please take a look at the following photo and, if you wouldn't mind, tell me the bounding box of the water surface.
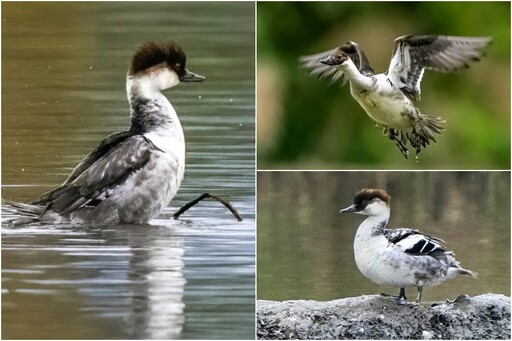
[2,2,255,339]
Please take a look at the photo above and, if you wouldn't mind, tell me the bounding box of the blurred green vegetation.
[257,2,510,169]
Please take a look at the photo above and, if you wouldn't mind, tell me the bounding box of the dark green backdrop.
[258,2,510,169]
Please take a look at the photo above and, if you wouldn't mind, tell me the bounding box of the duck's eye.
[175,63,181,71]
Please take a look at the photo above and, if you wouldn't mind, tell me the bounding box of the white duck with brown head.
[7,41,205,225]
[340,188,476,303]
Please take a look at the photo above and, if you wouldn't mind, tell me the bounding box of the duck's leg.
[394,287,407,304]
[398,287,407,301]
[380,287,407,304]
[415,286,423,303]
[386,128,409,159]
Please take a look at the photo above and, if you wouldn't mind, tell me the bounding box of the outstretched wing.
[299,41,374,86]
[387,35,492,102]
[35,134,160,215]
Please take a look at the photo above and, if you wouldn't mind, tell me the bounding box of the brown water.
[258,172,510,303]
[2,2,255,339]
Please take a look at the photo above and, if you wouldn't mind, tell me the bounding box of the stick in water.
[173,192,243,221]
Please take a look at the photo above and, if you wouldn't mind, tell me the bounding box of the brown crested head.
[129,41,187,77]
[352,188,391,210]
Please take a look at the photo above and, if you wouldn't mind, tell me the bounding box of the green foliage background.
[257,2,510,169]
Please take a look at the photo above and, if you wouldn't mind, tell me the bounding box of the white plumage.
[301,35,491,158]
[340,188,476,303]
[3,42,205,226]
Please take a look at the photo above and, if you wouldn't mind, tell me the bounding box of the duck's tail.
[447,266,478,279]
[409,114,447,154]
[445,251,478,279]
[2,200,44,226]
[383,113,446,158]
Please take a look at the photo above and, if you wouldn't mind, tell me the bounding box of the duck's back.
[36,132,184,225]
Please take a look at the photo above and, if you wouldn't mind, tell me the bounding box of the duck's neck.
[339,59,374,89]
[126,75,179,134]
[356,212,390,240]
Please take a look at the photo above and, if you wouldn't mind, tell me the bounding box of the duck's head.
[320,47,350,66]
[340,188,391,216]
[128,41,205,92]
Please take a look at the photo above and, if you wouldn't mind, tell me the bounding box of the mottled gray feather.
[38,135,158,214]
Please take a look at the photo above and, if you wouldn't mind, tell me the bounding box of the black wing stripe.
[405,238,439,254]
[385,227,446,255]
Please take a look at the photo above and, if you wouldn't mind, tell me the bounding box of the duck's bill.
[320,50,348,66]
[180,69,205,82]
[320,55,337,66]
[340,204,359,213]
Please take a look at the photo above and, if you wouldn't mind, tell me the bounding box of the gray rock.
[257,294,510,340]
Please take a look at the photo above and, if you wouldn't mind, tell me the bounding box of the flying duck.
[300,35,491,158]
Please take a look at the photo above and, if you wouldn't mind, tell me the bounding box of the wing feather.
[63,130,136,184]
[387,34,491,102]
[35,135,159,214]
[385,227,446,256]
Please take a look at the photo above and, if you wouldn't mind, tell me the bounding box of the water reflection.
[17,226,186,339]
[3,207,255,339]
[116,225,186,339]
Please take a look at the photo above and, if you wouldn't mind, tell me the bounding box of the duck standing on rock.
[340,188,476,303]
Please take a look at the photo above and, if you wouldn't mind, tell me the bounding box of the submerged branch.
[173,192,243,222]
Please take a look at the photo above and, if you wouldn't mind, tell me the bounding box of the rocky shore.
[257,294,510,340]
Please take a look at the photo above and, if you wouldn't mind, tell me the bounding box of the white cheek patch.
[364,200,388,215]
[152,68,180,90]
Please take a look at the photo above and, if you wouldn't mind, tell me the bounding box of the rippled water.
[2,2,255,339]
